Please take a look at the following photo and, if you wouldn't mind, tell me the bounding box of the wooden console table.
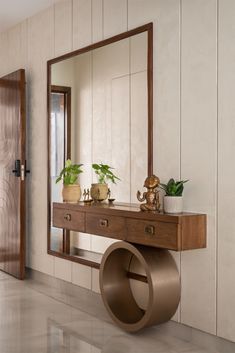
[52,201,206,332]
[53,201,206,251]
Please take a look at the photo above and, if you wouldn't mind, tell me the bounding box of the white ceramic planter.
[164,196,183,214]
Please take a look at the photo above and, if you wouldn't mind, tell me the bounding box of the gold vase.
[62,184,81,203]
[90,183,108,201]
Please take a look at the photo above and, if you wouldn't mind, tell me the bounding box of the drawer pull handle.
[64,214,71,221]
[145,225,155,235]
[100,219,108,227]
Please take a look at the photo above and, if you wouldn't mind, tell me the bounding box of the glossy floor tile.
[0,271,218,353]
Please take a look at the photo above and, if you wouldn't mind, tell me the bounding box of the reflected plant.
[56,159,83,185]
[92,163,120,184]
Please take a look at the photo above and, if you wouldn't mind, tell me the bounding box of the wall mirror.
[47,23,153,267]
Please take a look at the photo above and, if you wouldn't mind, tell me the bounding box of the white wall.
[0,0,235,343]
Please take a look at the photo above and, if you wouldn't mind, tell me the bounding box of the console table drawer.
[86,213,126,239]
[126,219,179,250]
[53,207,85,232]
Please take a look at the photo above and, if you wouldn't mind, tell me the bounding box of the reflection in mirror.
[48,25,152,265]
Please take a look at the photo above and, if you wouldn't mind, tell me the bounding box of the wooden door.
[0,69,26,279]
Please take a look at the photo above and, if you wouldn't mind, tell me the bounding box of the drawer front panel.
[86,213,125,239]
[53,207,85,232]
[126,219,179,250]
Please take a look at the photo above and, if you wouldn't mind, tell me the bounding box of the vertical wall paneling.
[103,0,127,38]
[27,7,55,275]
[91,268,101,293]
[2,0,235,341]
[0,32,9,76]
[217,0,235,342]
[54,0,72,56]
[7,21,28,73]
[74,53,92,252]
[73,0,92,50]
[181,0,217,334]
[92,0,103,43]
[55,257,72,282]
[53,0,73,279]
[128,0,181,322]
[72,262,92,290]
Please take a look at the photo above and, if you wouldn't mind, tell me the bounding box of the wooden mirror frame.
[47,22,153,267]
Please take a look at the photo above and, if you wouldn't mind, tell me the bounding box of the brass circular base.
[99,241,180,332]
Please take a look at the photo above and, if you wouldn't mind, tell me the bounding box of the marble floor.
[0,271,218,353]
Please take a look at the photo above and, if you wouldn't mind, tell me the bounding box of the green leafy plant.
[92,163,120,184]
[56,159,83,185]
[160,178,188,197]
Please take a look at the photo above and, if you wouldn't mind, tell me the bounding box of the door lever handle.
[12,160,21,177]
[25,160,30,176]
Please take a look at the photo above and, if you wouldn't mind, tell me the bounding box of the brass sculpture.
[137,175,161,212]
[83,188,93,205]
[108,188,115,203]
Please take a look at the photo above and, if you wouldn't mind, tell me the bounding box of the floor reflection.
[47,319,102,353]
[0,271,218,353]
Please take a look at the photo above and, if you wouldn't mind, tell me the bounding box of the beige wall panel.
[91,235,117,254]
[181,0,217,334]
[91,268,100,293]
[75,53,92,188]
[92,40,129,165]
[92,0,103,43]
[0,32,9,76]
[54,0,72,56]
[103,0,127,38]
[130,32,147,74]
[129,0,181,322]
[27,7,54,277]
[74,53,93,251]
[110,75,130,202]
[7,21,28,72]
[72,232,91,251]
[217,0,235,343]
[130,71,147,203]
[55,257,72,282]
[73,0,92,50]
[72,262,92,290]
[29,253,54,277]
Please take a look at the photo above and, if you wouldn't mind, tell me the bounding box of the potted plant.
[56,159,83,203]
[160,178,188,213]
[91,163,120,201]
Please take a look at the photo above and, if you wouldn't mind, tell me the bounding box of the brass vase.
[62,184,81,203]
[90,183,108,201]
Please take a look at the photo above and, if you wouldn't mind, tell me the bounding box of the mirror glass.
[49,30,150,264]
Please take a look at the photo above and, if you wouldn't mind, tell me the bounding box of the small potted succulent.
[91,163,120,201]
[160,178,188,213]
[56,159,83,203]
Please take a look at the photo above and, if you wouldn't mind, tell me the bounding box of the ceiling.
[0,0,60,33]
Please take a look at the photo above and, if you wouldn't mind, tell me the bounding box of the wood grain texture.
[126,218,179,250]
[86,213,126,240]
[53,202,206,255]
[0,69,26,279]
[181,215,207,250]
[53,208,85,232]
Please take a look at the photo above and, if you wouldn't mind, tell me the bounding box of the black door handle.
[12,160,21,177]
[12,160,30,178]
[25,160,30,176]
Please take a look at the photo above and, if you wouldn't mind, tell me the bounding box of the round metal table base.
[99,241,180,332]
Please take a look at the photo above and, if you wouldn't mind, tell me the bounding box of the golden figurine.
[83,188,93,205]
[137,175,161,212]
[108,188,115,203]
